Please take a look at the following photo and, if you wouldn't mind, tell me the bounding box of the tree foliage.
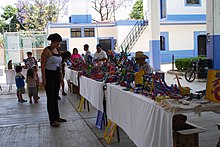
[16,0,69,31]
[91,0,132,21]
[0,5,19,32]
[129,0,143,20]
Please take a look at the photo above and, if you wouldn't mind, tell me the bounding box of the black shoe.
[57,118,67,123]
[62,92,67,96]
[58,96,61,100]
[20,99,27,103]
[50,121,60,127]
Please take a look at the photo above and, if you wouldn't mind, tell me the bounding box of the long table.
[79,76,105,112]
[65,68,172,147]
[106,83,173,147]
[65,67,78,86]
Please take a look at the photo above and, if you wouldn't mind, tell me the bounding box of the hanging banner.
[206,70,220,103]
[23,37,33,58]
[7,35,20,63]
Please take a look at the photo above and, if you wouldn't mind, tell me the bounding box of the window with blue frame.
[84,28,95,37]
[186,0,200,5]
[71,28,81,37]
[160,36,165,51]
[160,0,167,19]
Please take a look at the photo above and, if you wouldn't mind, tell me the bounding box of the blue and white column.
[206,0,220,69]
[143,0,161,71]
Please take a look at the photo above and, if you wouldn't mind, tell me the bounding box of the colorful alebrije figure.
[134,69,145,86]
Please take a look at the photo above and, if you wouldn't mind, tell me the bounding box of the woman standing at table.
[41,33,67,127]
[70,48,82,63]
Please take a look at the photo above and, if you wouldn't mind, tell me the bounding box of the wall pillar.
[144,0,161,71]
[207,0,220,69]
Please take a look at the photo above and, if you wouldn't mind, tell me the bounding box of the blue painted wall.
[166,14,206,21]
[69,15,92,24]
[212,35,220,69]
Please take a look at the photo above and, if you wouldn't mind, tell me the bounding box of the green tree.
[129,0,143,19]
[0,5,19,32]
[16,0,69,31]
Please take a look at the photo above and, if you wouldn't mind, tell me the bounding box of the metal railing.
[119,20,148,53]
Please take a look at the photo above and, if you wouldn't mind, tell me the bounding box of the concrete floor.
[0,72,220,147]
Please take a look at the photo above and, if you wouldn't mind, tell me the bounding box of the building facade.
[47,0,207,63]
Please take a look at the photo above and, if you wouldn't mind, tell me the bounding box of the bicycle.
[184,60,197,82]
[185,59,211,82]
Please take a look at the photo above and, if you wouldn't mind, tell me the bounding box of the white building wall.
[49,26,117,54]
[160,24,206,50]
[68,38,97,54]
[49,23,206,57]
[128,24,206,53]
[167,0,206,15]
[132,28,151,52]
[49,28,71,38]
[116,26,134,47]
[96,27,117,38]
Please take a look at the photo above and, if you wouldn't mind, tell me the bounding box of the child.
[33,66,40,99]
[26,68,38,104]
[15,66,27,103]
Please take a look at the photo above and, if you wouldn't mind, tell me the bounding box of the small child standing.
[26,68,38,104]
[15,66,27,103]
[33,66,40,99]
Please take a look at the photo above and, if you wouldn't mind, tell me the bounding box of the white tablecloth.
[107,83,173,147]
[65,67,78,86]
[80,76,105,112]
[6,69,42,86]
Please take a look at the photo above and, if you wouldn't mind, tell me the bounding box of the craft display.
[67,51,207,103]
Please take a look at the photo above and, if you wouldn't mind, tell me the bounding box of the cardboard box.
[71,84,79,94]
[173,122,206,147]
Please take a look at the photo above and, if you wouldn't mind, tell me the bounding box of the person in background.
[8,60,13,69]
[93,44,107,63]
[15,66,27,103]
[60,51,71,97]
[26,68,38,104]
[70,48,82,63]
[134,51,153,74]
[33,66,40,100]
[41,33,67,127]
[82,44,91,62]
[25,52,37,68]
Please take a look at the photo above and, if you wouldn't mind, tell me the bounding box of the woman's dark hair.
[47,33,62,42]
[84,44,89,48]
[73,48,78,54]
[27,68,35,78]
[15,66,22,73]
[62,51,71,59]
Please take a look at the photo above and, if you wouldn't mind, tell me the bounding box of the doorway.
[60,40,67,52]
[98,39,112,53]
[197,35,207,56]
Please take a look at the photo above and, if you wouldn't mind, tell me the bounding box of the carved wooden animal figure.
[175,75,191,96]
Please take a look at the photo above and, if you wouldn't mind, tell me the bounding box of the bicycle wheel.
[185,69,196,82]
